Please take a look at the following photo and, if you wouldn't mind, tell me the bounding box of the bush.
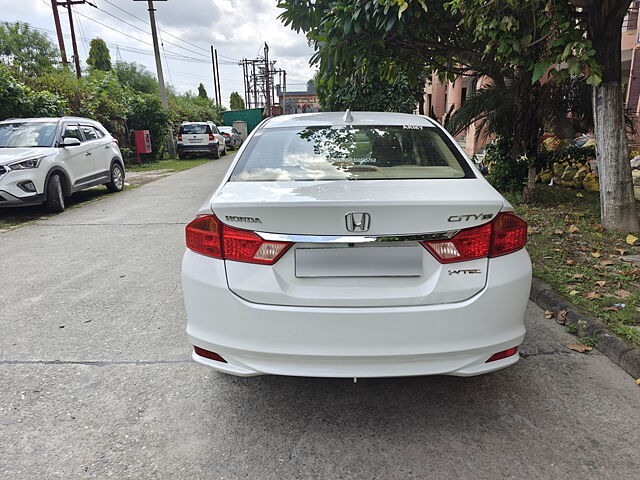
[0,65,67,119]
[484,137,528,192]
[126,93,170,163]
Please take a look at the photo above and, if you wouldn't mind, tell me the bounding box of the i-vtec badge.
[448,269,482,276]
[225,215,263,224]
[448,213,494,222]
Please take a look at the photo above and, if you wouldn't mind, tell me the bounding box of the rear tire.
[221,144,227,156]
[45,174,65,213]
[178,152,185,160]
[106,163,124,193]
[211,144,220,159]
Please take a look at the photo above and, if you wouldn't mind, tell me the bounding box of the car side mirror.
[63,137,81,147]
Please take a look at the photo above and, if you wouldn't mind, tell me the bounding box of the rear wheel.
[211,144,220,159]
[106,163,124,193]
[221,144,227,156]
[45,174,65,213]
[178,152,186,160]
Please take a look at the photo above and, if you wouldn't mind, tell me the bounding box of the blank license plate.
[295,246,422,278]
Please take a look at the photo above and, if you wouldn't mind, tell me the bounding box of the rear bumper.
[177,144,217,153]
[182,249,532,378]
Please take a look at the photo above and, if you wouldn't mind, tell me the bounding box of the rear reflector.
[185,214,291,264]
[194,346,227,363]
[486,347,518,363]
[422,212,527,263]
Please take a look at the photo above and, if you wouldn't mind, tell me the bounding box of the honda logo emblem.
[345,212,371,232]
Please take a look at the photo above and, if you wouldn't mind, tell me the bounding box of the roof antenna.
[343,109,353,123]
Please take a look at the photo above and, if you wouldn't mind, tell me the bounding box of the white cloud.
[0,0,316,107]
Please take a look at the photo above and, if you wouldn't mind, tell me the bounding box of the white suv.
[0,117,125,212]
[182,111,532,378]
[177,121,227,159]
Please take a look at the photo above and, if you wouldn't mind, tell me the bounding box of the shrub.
[0,65,67,119]
[484,137,528,192]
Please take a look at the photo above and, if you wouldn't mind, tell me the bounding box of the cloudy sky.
[0,0,316,107]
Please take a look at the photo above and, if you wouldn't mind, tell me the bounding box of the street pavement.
[1,156,639,479]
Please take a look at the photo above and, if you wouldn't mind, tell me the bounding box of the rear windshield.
[179,124,210,134]
[219,127,232,133]
[0,122,58,148]
[230,125,474,181]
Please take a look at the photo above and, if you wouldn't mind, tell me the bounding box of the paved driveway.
[1,157,638,479]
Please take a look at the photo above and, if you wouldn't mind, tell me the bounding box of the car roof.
[181,121,212,125]
[0,116,99,124]
[262,111,438,129]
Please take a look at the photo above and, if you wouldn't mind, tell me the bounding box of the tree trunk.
[523,165,538,203]
[587,1,640,233]
[593,81,639,232]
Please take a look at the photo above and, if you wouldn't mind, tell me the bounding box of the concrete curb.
[530,278,640,379]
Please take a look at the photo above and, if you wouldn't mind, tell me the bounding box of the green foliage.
[87,38,112,71]
[484,137,528,192]
[0,65,67,119]
[169,92,224,131]
[114,61,158,95]
[126,93,170,163]
[0,22,59,78]
[197,83,208,99]
[229,91,245,110]
[316,70,422,112]
[28,68,92,117]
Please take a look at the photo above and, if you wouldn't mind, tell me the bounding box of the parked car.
[0,117,125,213]
[219,126,243,150]
[182,111,531,378]
[177,122,226,159]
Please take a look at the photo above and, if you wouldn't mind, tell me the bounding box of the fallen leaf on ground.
[543,310,554,319]
[568,225,579,233]
[584,291,601,299]
[614,289,631,298]
[591,251,602,258]
[595,280,607,287]
[636,378,640,386]
[599,259,615,266]
[576,193,583,198]
[603,306,620,312]
[557,309,568,325]
[528,226,539,234]
[626,234,638,245]
[572,273,584,279]
[566,259,575,266]
[569,290,580,296]
[566,344,592,353]
[615,248,627,255]
[553,229,565,235]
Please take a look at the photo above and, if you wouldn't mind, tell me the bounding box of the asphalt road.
[1,156,639,479]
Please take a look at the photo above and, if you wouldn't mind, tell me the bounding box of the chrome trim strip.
[256,230,459,244]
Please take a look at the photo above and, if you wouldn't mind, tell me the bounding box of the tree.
[565,0,639,232]
[277,0,603,204]
[229,91,245,110]
[198,82,208,99]
[0,65,67,119]
[114,61,158,94]
[316,70,422,112]
[86,38,111,71]
[0,22,58,78]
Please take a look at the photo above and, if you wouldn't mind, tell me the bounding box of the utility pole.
[282,70,287,115]
[214,49,222,106]
[60,1,83,78]
[264,43,271,116]
[210,46,218,106]
[50,1,69,66]
[137,0,176,158]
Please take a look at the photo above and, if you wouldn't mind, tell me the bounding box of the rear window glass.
[179,124,210,134]
[230,126,474,181]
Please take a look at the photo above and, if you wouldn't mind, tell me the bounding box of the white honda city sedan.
[182,111,532,378]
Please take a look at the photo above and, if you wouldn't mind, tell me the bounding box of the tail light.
[177,134,182,141]
[222,133,230,137]
[208,133,215,141]
[422,212,527,263]
[185,214,291,265]
[112,138,119,145]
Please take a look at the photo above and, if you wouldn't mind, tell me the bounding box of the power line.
[100,0,213,56]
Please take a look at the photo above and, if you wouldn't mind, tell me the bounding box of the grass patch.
[505,185,640,345]
[126,157,212,172]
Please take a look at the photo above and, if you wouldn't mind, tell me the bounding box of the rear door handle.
[104,144,111,149]
[85,151,92,156]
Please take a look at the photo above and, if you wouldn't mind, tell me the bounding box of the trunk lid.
[213,179,506,307]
